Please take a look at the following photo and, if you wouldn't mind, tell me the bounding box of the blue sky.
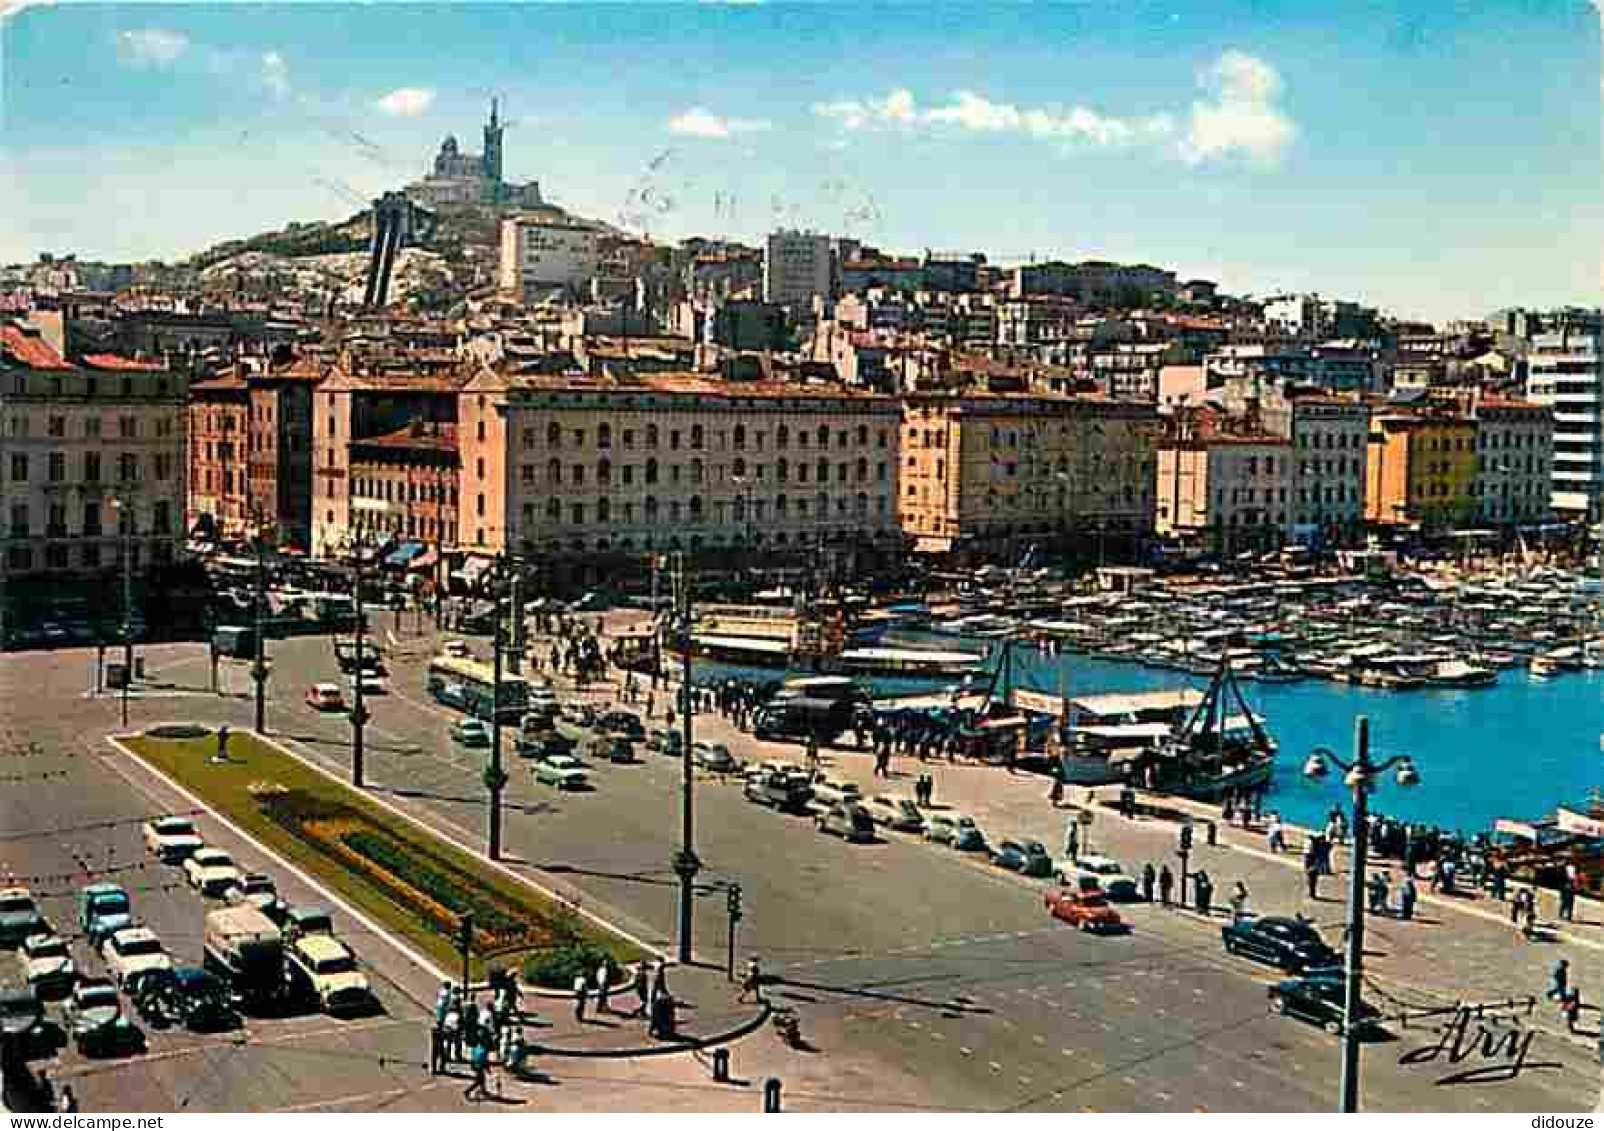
[1,1,1599,323]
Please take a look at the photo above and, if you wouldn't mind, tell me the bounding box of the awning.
[385,542,426,568]
[408,548,438,573]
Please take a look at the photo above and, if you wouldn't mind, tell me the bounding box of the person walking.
[1266,816,1285,854]
[631,963,650,1019]
[443,995,463,1062]
[1049,776,1065,809]
[1565,988,1585,1033]
[1141,863,1156,903]
[1399,876,1418,921]
[594,961,612,1015]
[1548,958,1570,1004]
[1305,857,1321,900]
[738,956,764,1004]
[573,972,589,1022]
[1064,821,1080,864]
[1194,871,1213,917]
[1158,864,1174,908]
[464,1041,489,1102]
[1561,878,1577,922]
[1229,881,1250,925]
[652,961,669,1009]
[430,1022,448,1075]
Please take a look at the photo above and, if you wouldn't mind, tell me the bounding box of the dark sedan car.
[991,839,1054,878]
[597,711,645,741]
[1268,972,1382,1035]
[66,980,144,1057]
[1221,915,1340,973]
[169,967,238,1031]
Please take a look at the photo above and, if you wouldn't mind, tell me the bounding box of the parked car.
[1222,916,1340,973]
[451,719,491,747]
[924,812,985,851]
[587,734,637,764]
[78,883,133,947]
[20,932,76,998]
[991,839,1054,877]
[66,979,144,1057]
[1045,887,1126,933]
[743,767,814,811]
[816,803,876,843]
[597,710,644,741]
[278,905,336,944]
[1060,855,1141,901]
[304,683,346,712]
[226,873,279,912]
[184,848,242,897]
[0,986,49,1056]
[517,730,574,760]
[168,966,238,1031]
[442,640,471,658]
[348,672,387,697]
[1268,971,1382,1035]
[693,741,738,773]
[810,778,863,809]
[102,927,173,987]
[561,703,598,729]
[534,755,590,790]
[863,794,925,832]
[286,935,373,1015]
[0,887,45,945]
[142,816,204,863]
[648,728,684,756]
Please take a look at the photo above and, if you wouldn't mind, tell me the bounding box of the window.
[82,544,100,570]
[598,423,612,449]
[817,424,829,446]
[645,496,660,524]
[119,416,136,439]
[856,458,868,481]
[646,458,659,486]
[47,453,64,482]
[817,459,829,483]
[777,458,789,483]
[546,498,561,521]
[476,493,486,517]
[670,429,681,451]
[691,425,704,450]
[734,424,746,450]
[154,454,172,481]
[85,416,100,438]
[571,503,585,525]
[477,420,486,442]
[522,465,536,485]
[152,501,170,534]
[690,459,702,485]
[9,454,25,482]
[837,463,848,483]
[83,502,101,537]
[646,424,659,448]
[9,504,28,538]
[597,498,611,523]
[548,421,562,447]
[857,425,868,446]
[598,459,612,485]
[777,425,789,449]
[573,429,586,447]
[476,457,486,480]
[689,496,704,522]
[118,454,138,482]
[548,459,562,485]
[733,457,747,479]
[877,429,888,449]
[798,463,809,484]
[572,464,585,486]
[623,465,635,486]
[48,415,64,438]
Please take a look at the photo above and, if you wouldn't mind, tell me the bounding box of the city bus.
[426,655,529,722]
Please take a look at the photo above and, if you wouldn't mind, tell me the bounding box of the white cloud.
[1177,50,1296,167]
[261,51,290,99]
[0,0,58,24]
[815,50,1295,168]
[373,87,436,117]
[666,107,772,138]
[117,28,190,67]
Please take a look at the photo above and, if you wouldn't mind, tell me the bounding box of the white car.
[226,873,279,911]
[142,816,203,863]
[534,754,589,790]
[348,672,387,696]
[864,794,925,833]
[1060,854,1141,901]
[20,933,76,996]
[184,848,241,897]
[810,778,863,808]
[288,936,372,1015]
[101,927,172,987]
[692,741,737,772]
[924,812,986,851]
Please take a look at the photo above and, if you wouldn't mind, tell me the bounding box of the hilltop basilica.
[404,100,543,210]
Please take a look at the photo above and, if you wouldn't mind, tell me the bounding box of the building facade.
[1156,412,1291,553]
[1470,397,1553,529]
[499,215,600,301]
[1257,392,1370,546]
[763,230,834,309]
[187,371,252,539]
[247,360,320,551]
[348,421,460,551]
[1525,316,1604,518]
[899,394,1159,561]
[458,372,903,570]
[1364,409,1478,531]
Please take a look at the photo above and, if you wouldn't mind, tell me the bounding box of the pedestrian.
[1141,862,1156,903]
[1195,871,1213,917]
[1399,876,1417,921]
[573,972,589,1022]
[1229,881,1249,924]
[435,982,453,1027]
[1306,860,1320,900]
[1267,816,1285,854]
[1566,988,1584,1033]
[462,998,481,1053]
[57,1085,77,1114]
[464,1041,489,1102]
[646,693,655,720]
[739,956,763,1004]
[444,996,463,1062]
[212,724,231,764]
[1523,900,1540,941]
[595,960,612,1014]
[430,1022,448,1075]
[1549,958,1571,1002]
[1561,880,1577,922]
[1049,776,1065,809]
[631,963,650,1018]
[1368,872,1390,916]
[652,961,669,1008]
[1064,821,1080,863]
[1158,865,1174,907]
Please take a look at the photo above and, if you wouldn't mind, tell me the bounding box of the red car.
[1045,886,1126,933]
[305,683,345,712]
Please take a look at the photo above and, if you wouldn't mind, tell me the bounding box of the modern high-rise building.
[763,230,834,309]
[1525,309,1604,519]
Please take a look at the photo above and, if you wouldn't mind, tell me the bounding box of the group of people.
[431,974,528,1101]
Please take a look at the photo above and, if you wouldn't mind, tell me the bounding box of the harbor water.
[691,634,1604,836]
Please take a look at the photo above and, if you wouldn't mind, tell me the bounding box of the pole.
[726,906,738,982]
[121,511,132,729]
[488,583,505,861]
[351,550,367,788]
[1339,715,1370,1114]
[508,566,523,677]
[675,552,700,963]
[253,527,267,733]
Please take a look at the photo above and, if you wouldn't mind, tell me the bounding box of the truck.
[203,905,286,1013]
[752,695,858,744]
[78,883,133,947]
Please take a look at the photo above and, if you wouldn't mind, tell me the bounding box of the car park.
[809,778,863,808]
[286,935,373,1015]
[864,794,925,832]
[184,848,242,897]
[0,887,45,946]
[1222,916,1340,973]
[19,933,76,998]
[78,883,133,946]
[305,683,346,712]
[102,927,173,987]
[1267,971,1382,1035]
[816,803,876,842]
[534,754,590,790]
[143,816,204,862]
[451,719,491,747]
[1060,855,1141,901]
[692,741,738,773]
[66,979,144,1057]
[991,839,1054,877]
[1045,887,1126,933]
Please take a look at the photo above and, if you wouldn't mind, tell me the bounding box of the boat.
[1253,655,1305,684]
[1146,657,1277,802]
[1423,658,1498,688]
[1036,688,1207,786]
[1531,646,1583,678]
[835,646,983,680]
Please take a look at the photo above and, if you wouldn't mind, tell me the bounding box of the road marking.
[1061,1048,1074,1056]
[1032,1035,1046,1045]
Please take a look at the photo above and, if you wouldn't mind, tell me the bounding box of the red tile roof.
[353,422,459,453]
[82,353,167,372]
[0,324,71,370]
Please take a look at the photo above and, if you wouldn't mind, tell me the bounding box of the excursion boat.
[835,646,983,680]
[1423,658,1498,688]
[1037,688,1207,787]
[1147,658,1278,802]
[1531,646,1583,678]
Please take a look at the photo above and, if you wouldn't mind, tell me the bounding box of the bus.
[426,655,529,722]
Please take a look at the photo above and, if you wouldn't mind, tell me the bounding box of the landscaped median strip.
[112,725,646,983]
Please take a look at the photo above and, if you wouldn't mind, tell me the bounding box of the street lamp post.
[1303,717,1420,1114]
[250,507,269,734]
[111,497,134,728]
[484,555,510,862]
[348,540,370,789]
[672,551,700,963]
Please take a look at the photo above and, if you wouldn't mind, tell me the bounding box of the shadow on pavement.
[771,974,993,1016]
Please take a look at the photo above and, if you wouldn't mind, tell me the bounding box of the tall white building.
[1525,311,1604,518]
[763,230,834,308]
[499,214,600,302]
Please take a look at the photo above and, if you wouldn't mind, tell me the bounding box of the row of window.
[9,413,168,440]
[351,476,458,506]
[7,451,168,484]
[7,500,170,539]
[351,511,455,544]
[512,492,891,529]
[520,420,892,453]
[521,457,890,489]
[1295,431,1362,450]
[3,541,171,573]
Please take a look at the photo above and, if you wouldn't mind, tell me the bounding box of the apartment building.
[187,369,252,539]
[1251,389,1370,546]
[1156,410,1291,553]
[1525,314,1604,518]
[348,420,460,556]
[1470,396,1553,528]
[1364,408,1478,531]
[763,230,834,309]
[898,393,1159,561]
[458,371,903,573]
[499,213,600,301]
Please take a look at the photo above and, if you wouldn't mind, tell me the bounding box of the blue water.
[692,638,1604,836]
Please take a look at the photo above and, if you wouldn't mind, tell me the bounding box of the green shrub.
[339,829,525,939]
[522,941,613,990]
